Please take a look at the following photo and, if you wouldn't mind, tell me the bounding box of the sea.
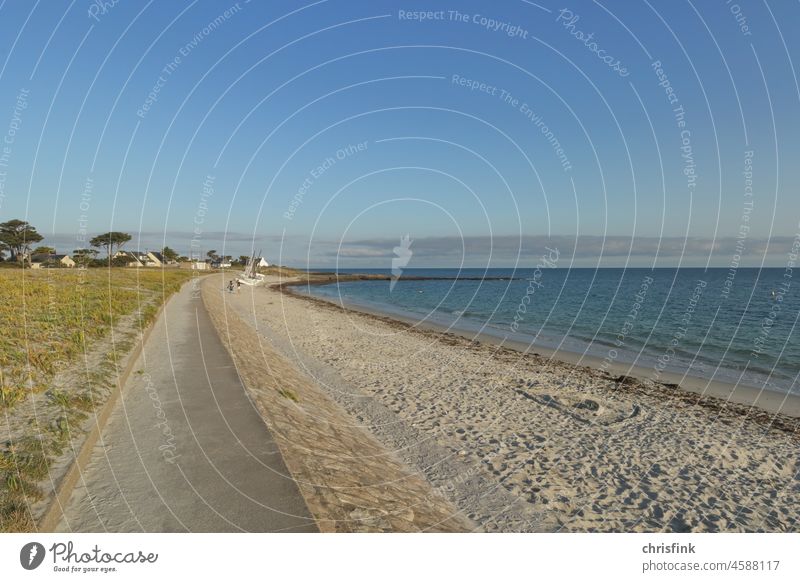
[301,268,800,395]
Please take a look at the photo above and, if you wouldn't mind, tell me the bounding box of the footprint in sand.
[514,389,640,426]
[574,399,601,412]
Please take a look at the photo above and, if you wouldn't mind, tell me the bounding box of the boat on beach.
[237,252,268,286]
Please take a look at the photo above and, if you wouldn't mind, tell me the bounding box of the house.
[258,257,270,268]
[114,250,141,266]
[115,250,164,267]
[211,260,232,269]
[30,254,75,269]
[146,251,165,266]
[180,260,210,270]
[116,251,147,267]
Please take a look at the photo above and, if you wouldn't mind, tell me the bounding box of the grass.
[0,268,191,401]
[260,265,307,278]
[278,387,300,402]
[0,267,195,531]
[0,383,26,408]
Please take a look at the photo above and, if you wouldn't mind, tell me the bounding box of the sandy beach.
[213,275,800,532]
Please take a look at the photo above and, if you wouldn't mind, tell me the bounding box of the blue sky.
[0,0,798,267]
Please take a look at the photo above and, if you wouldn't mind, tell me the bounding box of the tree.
[206,249,219,262]
[177,255,189,263]
[73,248,98,266]
[161,246,179,263]
[90,232,132,263]
[238,255,249,266]
[33,246,56,255]
[0,242,8,261]
[0,220,44,263]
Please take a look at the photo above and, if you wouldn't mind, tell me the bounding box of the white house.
[115,250,164,267]
[30,253,75,269]
[146,251,164,266]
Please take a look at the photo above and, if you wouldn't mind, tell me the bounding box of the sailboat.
[237,251,267,286]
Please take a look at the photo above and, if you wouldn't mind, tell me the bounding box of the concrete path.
[55,280,317,532]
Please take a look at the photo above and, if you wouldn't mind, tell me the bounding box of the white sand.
[225,277,800,532]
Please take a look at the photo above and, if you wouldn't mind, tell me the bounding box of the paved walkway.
[201,277,475,532]
[56,280,317,532]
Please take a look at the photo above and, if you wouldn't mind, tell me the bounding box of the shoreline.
[283,280,800,420]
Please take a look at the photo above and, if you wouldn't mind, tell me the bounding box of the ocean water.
[302,268,800,395]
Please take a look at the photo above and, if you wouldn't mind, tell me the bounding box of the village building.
[114,250,166,267]
[30,253,76,268]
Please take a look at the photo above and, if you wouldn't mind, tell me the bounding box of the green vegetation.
[0,268,195,531]
[89,231,132,262]
[0,220,43,264]
[72,248,99,267]
[278,387,299,402]
[260,265,307,278]
[0,269,190,399]
[161,246,179,262]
